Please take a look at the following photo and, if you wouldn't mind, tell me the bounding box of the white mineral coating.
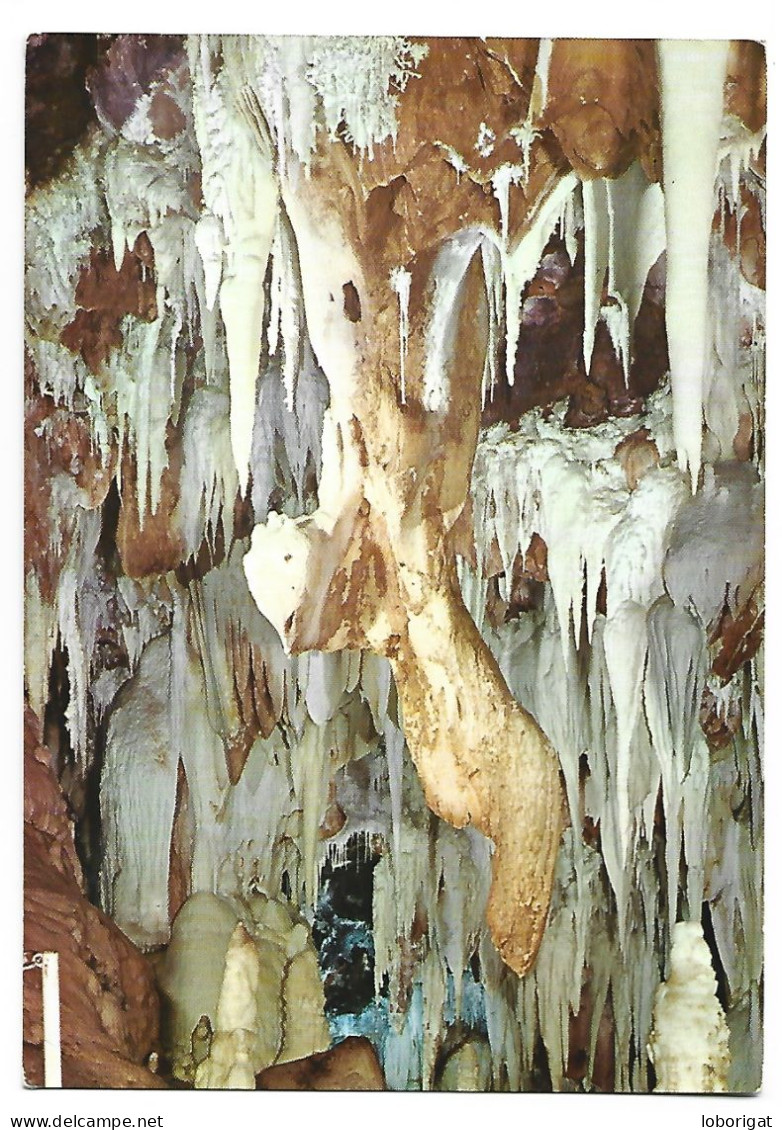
[581,163,665,382]
[648,921,730,1092]
[243,512,313,650]
[217,157,277,495]
[605,163,666,381]
[25,136,105,338]
[193,212,224,312]
[644,598,707,926]
[466,383,756,1001]
[389,265,412,405]
[179,385,238,558]
[249,348,329,522]
[109,317,173,522]
[657,39,730,491]
[305,37,427,158]
[189,36,279,492]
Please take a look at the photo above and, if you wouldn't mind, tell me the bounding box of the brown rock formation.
[257,1036,385,1090]
[545,40,660,180]
[24,353,116,603]
[25,34,105,191]
[116,433,185,579]
[60,234,158,373]
[23,707,163,1088]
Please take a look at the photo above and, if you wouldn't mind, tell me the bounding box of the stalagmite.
[195,922,264,1089]
[99,638,183,948]
[160,891,329,1086]
[648,921,730,1092]
[158,893,241,1081]
[657,40,730,491]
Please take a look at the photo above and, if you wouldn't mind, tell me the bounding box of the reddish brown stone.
[725,41,766,135]
[257,1036,385,1090]
[709,587,764,684]
[483,240,586,427]
[719,184,766,291]
[733,412,755,462]
[25,354,116,603]
[482,238,667,432]
[545,40,660,180]
[629,253,669,397]
[699,686,742,754]
[565,375,609,429]
[567,976,615,1092]
[60,234,158,372]
[23,706,163,1088]
[147,90,186,140]
[319,781,347,840]
[614,428,660,491]
[168,759,191,925]
[115,435,184,579]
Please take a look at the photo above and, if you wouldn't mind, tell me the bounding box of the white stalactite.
[582,177,610,377]
[189,36,279,491]
[657,39,730,491]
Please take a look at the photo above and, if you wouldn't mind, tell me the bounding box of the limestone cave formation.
[23,34,765,1092]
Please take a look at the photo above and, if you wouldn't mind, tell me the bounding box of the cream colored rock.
[158,893,240,1083]
[280,948,331,1064]
[647,921,730,1092]
[195,923,269,1089]
[159,891,330,1088]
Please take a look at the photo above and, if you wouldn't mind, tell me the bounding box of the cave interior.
[23,34,765,1093]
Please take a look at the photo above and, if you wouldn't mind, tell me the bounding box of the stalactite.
[657,40,730,491]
